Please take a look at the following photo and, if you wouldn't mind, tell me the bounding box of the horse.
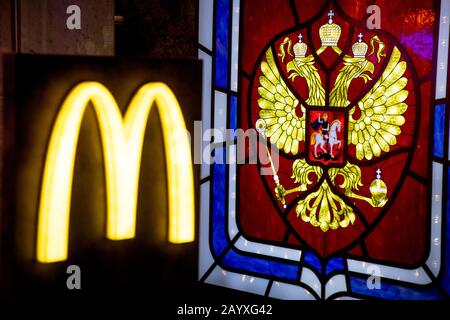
[311,120,342,158]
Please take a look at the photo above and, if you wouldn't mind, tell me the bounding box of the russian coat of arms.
[254,10,411,233]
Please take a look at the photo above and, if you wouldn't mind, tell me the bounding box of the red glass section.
[410,80,431,178]
[336,0,372,22]
[372,0,435,80]
[238,163,287,243]
[295,0,326,23]
[241,0,296,75]
[364,176,428,265]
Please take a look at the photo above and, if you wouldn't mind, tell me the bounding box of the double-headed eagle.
[256,11,408,232]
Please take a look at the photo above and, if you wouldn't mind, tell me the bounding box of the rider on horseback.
[311,113,329,144]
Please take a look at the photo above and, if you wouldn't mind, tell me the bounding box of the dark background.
[115,0,198,58]
[0,0,269,306]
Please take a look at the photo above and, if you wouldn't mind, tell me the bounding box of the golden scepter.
[255,119,287,209]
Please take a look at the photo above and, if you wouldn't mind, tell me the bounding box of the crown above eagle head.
[293,33,308,58]
[352,33,369,58]
[319,10,341,46]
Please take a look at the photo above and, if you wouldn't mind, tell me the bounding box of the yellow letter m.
[36,82,195,263]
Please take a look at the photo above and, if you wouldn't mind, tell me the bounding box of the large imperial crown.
[352,33,369,58]
[293,33,308,58]
[319,10,341,46]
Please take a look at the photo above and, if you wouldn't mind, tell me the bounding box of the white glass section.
[198,0,214,50]
[300,267,321,297]
[234,236,302,261]
[201,143,212,179]
[198,182,214,279]
[198,50,213,178]
[228,145,238,237]
[347,260,431,285]
[325,274,347,299]
[268,281,315,300]
[213,90,228,143]
[230,0,240,92]
[205,266,269,295]
[426,162,443,276]
[436,0,450,99]
[334,296,361,300]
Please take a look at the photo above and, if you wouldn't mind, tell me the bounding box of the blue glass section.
[442,167,450,294]
[304,251,322,274]
[433,104,445,158]
[222,249,298,281]
[214,0,229,88]
[229,95,237,131]
[350,276,444,300]
[325,257,344,276]
[212,147,228,256]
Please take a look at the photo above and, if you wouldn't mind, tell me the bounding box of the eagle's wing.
[258,48,305,155]
[349,47,409,160]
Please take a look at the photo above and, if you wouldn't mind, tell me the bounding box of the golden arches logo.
[36,81,195,263]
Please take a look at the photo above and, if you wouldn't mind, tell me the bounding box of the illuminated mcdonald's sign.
[36,81,195,263]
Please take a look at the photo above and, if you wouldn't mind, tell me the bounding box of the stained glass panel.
[199,0,450,300]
